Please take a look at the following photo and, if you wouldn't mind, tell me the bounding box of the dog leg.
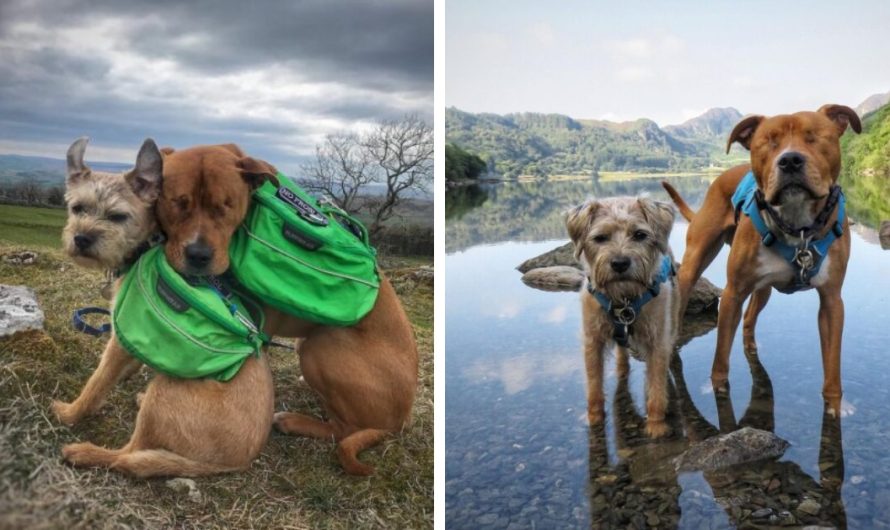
[615,345,630,378]
[677,225,727,316]
[52,336,141,425]
[584,335,607,425]
[337,428,389,476]
[644,347,670,438]
[711,283,748,392]
[817,287,845,416]
[273,411,337,439]
[63,442,234,477]
[742,287,773,353]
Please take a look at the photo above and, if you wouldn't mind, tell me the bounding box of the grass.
[0,204,66,247]
[0,230,432,528]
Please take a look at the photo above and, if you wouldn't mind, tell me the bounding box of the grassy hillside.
[0,203,66,247]
[840,103,890,227]
[0,214,433,528]
[445,107,748,178]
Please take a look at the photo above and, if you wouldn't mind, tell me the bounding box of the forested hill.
[445,107,745,177]
[840,101,890,226]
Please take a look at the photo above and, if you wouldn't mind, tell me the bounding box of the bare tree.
[299,115,433,235]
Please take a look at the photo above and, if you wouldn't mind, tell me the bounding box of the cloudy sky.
[447,0,890,125]
[0,0,432,170]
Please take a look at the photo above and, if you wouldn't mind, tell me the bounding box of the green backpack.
[113,246,265,381]
[228,174,380,326]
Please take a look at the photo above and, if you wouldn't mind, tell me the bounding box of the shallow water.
[445,177,890,528]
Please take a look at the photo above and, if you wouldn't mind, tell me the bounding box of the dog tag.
[276,187,329,226]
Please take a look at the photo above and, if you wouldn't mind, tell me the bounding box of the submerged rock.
[0,285,44,337]
[880,220,890,250]
[517,242,576,273]
[520,266,584,291]
[673,427,790,472]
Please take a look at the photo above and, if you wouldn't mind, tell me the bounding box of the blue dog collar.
[732,171,845,293]
[72,306,112,336]
[587,254,675,347]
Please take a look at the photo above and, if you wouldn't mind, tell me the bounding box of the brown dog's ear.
[565,200,600,259]
[160,147,176,156]
[126,138,163,202]
[66,136,91,184]
[726,115,764,154]
[636,198,675,251]
[818,104,862,135]
[238,156,280,190]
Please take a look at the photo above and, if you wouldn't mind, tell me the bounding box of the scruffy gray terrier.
[566,196,679,438]
[62,136,162,274]
[53,136,162,425]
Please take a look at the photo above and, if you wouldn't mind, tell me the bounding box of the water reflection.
[588,344,846,528]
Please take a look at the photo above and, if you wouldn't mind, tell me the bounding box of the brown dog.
[662,104,861,417]
[156,144,418,475]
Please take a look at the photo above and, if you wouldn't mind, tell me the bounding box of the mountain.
[663,107,743,141]
[0,154,132,187]
[840,100,890,227]
[855,91,890,118]
[445,107,745,177]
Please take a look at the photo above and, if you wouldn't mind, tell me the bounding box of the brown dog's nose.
[777,151,805,173]
[74,233,93,250]
[610,256,631,273]
[185,242,214,270]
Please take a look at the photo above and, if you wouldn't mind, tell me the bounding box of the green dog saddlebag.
[113,246,265,381]
[228,173,380,326]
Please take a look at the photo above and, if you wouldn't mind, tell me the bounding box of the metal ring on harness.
[72,306,112,336]
[612,304,637,326]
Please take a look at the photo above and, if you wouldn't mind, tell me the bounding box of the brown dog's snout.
[610,256,631,273]
[184,241,214,272]
[777,151,806,174]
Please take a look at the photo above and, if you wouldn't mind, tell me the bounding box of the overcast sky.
[0,0,432,170]
[447,0,890,125]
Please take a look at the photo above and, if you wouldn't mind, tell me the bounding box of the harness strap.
[72,307,112,336]
[733,171,845,293]
[587,255,675,347]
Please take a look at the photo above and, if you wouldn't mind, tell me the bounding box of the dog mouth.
[768,182,825,205]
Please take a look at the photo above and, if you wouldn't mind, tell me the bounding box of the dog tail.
[64,441,239,478]
[661,181,696,222]
[336,428,390,476]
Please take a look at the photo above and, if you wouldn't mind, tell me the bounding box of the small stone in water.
[796,498,821,515]
[751,507,773,519]
[851,475,865,485]
[515,463,526,472]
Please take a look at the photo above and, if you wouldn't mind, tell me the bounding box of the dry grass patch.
[0,243,432,529]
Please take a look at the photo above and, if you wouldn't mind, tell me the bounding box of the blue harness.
[731,171,845,294]
[587,255,675,347]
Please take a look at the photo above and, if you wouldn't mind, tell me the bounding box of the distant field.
[0,204,66,248]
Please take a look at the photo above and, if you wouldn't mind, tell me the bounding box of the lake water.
[445,176,890,529]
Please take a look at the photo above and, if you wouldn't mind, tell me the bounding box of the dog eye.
[592,234,609,243]
[107,212,129,223]
[71,204,85,214]
[632,230,648,242]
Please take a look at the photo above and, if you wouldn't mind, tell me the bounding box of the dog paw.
[587,404,605,426]
[61,442,92,466]
[645,419,669,439]
[51,400,79,426]
[826,397,856,419]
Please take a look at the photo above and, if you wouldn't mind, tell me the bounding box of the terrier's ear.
[126,138,163,202]
[818,104,862,135]
[238,156,280,190]
[637,198,675,250]
[726,115,764,153]
[565,200,600,259]
[66,136,91,185]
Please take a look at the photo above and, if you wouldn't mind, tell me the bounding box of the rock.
[411,265,434,286]
[796,498,821,516]
[517,244,722,313]
[751,507,774,519]
[1,250,38,265]
[880,220,890,250]
[673,427,790,472]
[165,477,202,502]
[0,285,44,337]
[517,242,576,273]
[520,266,584,291]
